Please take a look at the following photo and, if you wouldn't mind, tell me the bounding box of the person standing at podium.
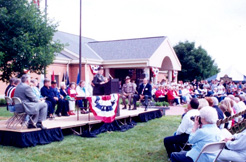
[92,66,108,95]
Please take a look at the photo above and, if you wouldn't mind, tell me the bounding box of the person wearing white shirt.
[217,130,246,162]
[164,98,200,158]
[76,80,90,113]
[181,86,191,104]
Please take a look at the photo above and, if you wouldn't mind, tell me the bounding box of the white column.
[144,67,150,80]
[105,68,110,78]
[153,73,158,84]
[168,70,172,82]
[85,64,89,83]
[175,72,178,83]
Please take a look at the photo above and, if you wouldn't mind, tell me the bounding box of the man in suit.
[92,66,108,95]
[51,80,69,117]
[133,78,152,111]
[40,79,57,119]
[14,74,47,129]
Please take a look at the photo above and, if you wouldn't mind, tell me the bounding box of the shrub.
[0,99,7,106]
[136,102,140,107]
[155,102,163,107]
[162,101,169,107]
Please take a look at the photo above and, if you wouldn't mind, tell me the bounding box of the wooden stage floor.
[0,107,160,133]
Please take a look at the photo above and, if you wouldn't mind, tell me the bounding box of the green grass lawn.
[0,107,12,120]
[0,107,181,162]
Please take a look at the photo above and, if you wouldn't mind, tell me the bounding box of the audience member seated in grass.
[220,99,235,128]
[207,97,224,120]
[197,98,209,110]
[164,98,200,158]
[170,106,222,162]
[155,85,166,102]
[217,129,246,162]
[14,74,47,129]
[166,86,180,106]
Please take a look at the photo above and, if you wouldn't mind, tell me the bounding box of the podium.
[93,79,119,96]
[92,79,120,116]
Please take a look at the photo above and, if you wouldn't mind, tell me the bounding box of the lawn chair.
[9,97,28,129]
[195,141,226,162]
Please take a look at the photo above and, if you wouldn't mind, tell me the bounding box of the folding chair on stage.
[195,141,226,162]
[8,97,28,129]
[5,96,17,128]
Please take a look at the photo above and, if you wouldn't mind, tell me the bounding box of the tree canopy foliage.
[0,0,64,82]
[174,41,220,82]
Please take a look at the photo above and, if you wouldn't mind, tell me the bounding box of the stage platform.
[0,107,165,148]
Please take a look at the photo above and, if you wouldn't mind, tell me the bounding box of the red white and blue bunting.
[151,67,159,77]
[90,65,100,75]
[87,94,119,123]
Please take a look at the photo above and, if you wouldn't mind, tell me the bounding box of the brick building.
[0,31,181,96]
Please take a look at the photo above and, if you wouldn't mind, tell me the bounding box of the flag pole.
[79,0,82,82]
[44,0,48,78]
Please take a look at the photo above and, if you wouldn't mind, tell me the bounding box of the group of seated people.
[151,79,246,106]
[164,96,246,162]
[5,74,92,129]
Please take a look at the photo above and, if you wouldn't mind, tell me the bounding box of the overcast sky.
[39,0,246,73]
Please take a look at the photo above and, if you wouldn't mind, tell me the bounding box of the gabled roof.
[87,36,167,60]
[53,31,102,60]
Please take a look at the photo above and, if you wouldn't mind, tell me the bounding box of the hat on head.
[98,66,104,71]
[125,76,131,80]
[51,80,57,84]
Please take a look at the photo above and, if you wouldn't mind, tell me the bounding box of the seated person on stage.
[6,78,21,98]
[14,74,47,129]
[76,80,90,114]
[132,80,137,94]
[164,98,200,158]
[67,82,77,115]
[217,130,246,162]
[92,66,108,95]
[59,82,70,116]
[5,77,16,96]
[170,106,222,162]
[133,78,152,111]
[51,80,69,117]
[155,85,166,102]
[40,79,57,119]
[30,79,53,118]
[121,76,135,110]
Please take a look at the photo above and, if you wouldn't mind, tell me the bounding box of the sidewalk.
[165,105,186,116]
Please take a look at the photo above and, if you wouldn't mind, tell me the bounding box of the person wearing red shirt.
[167,87,180,105]
[155,86,166,102]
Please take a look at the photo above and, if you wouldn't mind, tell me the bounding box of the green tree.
[174,41,220,82]
[0,0,64,82]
